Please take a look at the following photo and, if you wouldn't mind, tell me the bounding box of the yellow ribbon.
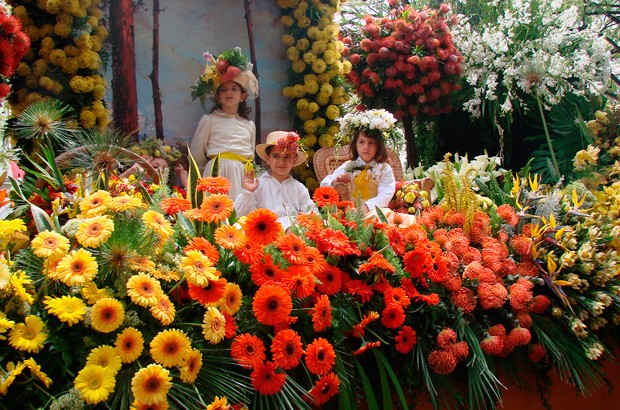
[351,165,378,201]
[211,152,254,172]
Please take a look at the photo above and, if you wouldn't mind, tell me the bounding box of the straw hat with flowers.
[256,131,306,167]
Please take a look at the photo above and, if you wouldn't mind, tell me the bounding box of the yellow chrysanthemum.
[8,315,47,353]
[56,249,98,286]
[142,210,174,240]
[43,295,87,326]
[202,307,226,344]
[180,250,218,287]
[207,396,228,410]
[131,364,172,406]
[126,273,162,307]
[90,298,125,333]
[74,365,116,405]
[109,194,143,212]
[179,348,202,384]
[86,345,123,375]
[150,294,176,325]
[0,312,16,340]
[23,358,52,388]
[149,329,192,368]
[75,215,114,248]
[79,190,112,217]
[115,327,144,364]
[31,230,70,259]
[219,282,243,315]
[81,281,112,305]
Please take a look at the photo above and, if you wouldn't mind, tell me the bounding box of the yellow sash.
[211,152,254,172]
[351,165,378,201]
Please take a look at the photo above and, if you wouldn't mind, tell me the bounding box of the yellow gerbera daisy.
[180,250,219,287]
[126,273,162,307]
[149,329,192,368]
[128,254,156,272]
[81,281,113,305]
[0,361,26,395]
[150,266,180,282]
[9,270,34,305]
[31,230,70,259]
[0,261,11,290]
[0,218,27,236]
[90,298,125,333]
[56,249,98,286]
[8,315,47,353]
[131,364,172,406]
[179,348,202,384]
[74,365,116,405]
[202,307,226,344]
[115,327,144,364]
[150,294,176,325]
[207,396,229,410]
[43,295,87,326]
[0,312,16,340]
[130,401,170,410]
[110,194,143,212]
[75,215,115,248]
[79,190,112,217]
[86,345,123,375]
[23,358,52,388]
[142,210,174,240]
[218,282,243,315]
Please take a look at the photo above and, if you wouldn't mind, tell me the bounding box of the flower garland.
[277,0,352,191]
[338,108,397,139]
[0,3,29,101]
[6,0,110,129]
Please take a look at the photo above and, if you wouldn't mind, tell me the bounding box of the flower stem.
[166,276,186,296]
[536,93,561,179]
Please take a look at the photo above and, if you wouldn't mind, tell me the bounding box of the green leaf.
[186,147,204,209]
[374,349,409,410]
[355,356,379,410]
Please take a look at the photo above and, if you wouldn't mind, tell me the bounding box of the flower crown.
[191,47,252,105]
[338,109,397,138]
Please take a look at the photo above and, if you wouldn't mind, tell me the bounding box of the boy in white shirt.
[234,131,318,231]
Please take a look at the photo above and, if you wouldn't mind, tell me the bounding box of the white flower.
[338,109,397,137]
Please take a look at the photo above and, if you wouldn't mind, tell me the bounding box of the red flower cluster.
[0,9,30,99]
[344,3,462,118]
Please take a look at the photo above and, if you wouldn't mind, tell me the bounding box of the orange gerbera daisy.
[312,295,332,332]
[187,279,227,305]
[249,254,284,286]
[196,176,231,194]
[115,327,144,363]
[276,233,309,264]
[90,298,125,333]
[219,282,242,315]
[231,333,266,368]
[200,194,234,224]
[150,294,176,325]
[309,372,340,405]
[301,246,328,275]
[305,337,336,375]
[359,253,395,276]
[352,311,380,338]
[222,311,237,339]
[242,208,282,246]
[312,186,340,207]
[384,286,411,308]
[270,328,303,370]
[252,284,293,326]
[150,329,192,368]
[233,240,264,265]
[251,361,285,396]
[160,197,191,215]
[213,225,246,250]
[314,228,361,257]
[381,304,405,329]
[126,273,162,307]
[283,265,315,298]
[316,266,343,296]
[184,237,220,264]
[295,212,324,231]
[395,325,417,354]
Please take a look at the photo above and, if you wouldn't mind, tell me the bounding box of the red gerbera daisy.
[196,176,231,194]
[305,337,336,375]
[315,266,342,296]
[251,361,286,395]
[222,311,237,339]
[271,329,303,370]
[311,294,332,332]
[353,340,381,356]
[309,372,340,405]
[249,254,284,286]
[185,237,220,265]
[252,284,293,326]
[403,248,432,280]
[188,279,227,305]
[242,208,282,246]
[160,197,191,214]
[283,265,315,298]
[276,233,309,264]
[312,186,340,207]
[345,279,374,303]
[351,311,379,338]
[314,228,361,257]
[381,304,405,329]
[231,333,266,368]
[384,286,411,308]
[395,326,417,354]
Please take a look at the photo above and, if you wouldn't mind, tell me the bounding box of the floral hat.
[338,109,397,138]
[191,47,259,105]
[256,131,306,167]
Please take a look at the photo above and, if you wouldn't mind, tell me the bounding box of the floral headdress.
[256,131,306,167]
[190,47,259,107]
[338,109,397,139]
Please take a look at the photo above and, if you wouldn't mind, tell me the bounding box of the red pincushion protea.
[428,349,457,375]
[480,335,504,356]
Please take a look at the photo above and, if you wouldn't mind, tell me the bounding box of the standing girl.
[320,109,397,215]
[189,48,259,200]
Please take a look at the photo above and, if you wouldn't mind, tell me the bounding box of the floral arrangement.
[343,2,463,118]
[277,0,352,191]
[6,0,109,128]
[389,180,430,215]
[129,135,182,166]
[338,108,397,141]
[274,131,301,155]
[0,3,30,101]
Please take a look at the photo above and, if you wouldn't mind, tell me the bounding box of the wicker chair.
[313,145,433,202]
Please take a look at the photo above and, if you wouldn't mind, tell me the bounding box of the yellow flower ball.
[282,86,295,98]
[325,105,340,120]
[25,75,40,89]
[39,76,53,90]
[61,58,79,75]
[303,120,318,133]
[307,26,320,40]
[64,45,80,57]
[76,34,93,50]
[39,24,54,38]
[16,62,30,76]
[292,8,305,20]
[31,59,48,77]
[307,102,319,113]
[328,124,340,135]
[325,24,340,39]
[296,98,309,111]
[25,26,40,42]
[318,16,331,30]
[282,34,295,47]
[90,6,103,21]
[12,6,28,19]
[301,134,317,148]
[298,16,311,29]
[317,72,332,84]
[280,15,294,27]
[292,83,306,98]
[342,60,352,74]
[318,134,335,148]
[302,51,316,64]
[95,25,109,40]
[80,109,97,128]
[311,40,327,55]
[316,94,330,106]
[315,117,326,127]
[320,83,334,96]
[54,22,71,37]
[296,38,310,51]
[292,60,306,74]
[312,59,327,74]
[297,108,313,121]
[324,49,338,65]
[286,46,299,61]
[93,84,106,100]
[49,49,67,66]
[304,81,319,95]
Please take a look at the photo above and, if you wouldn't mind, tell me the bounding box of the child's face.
[266,147,296,182]
[216,81,246,111]
[150,157,169,173]
[355,132,378,163]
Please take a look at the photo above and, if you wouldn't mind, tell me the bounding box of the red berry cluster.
[0,9,30,99]
[344,3,462,118]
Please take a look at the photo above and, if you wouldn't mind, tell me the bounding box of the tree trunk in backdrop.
[110,0,139,141]
[244,0,260,141]
[403,115,418,168]
[150,0,164,140]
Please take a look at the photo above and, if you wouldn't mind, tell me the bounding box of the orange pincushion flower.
[188,279,227,305]
[312,186,340,207]
[251,361,285,395]
[305,337,336,375]
[316,266,342,296]
[249,254,284,286]
[480,334,504,356]
[185,237,220,264]
[231,333,266,368]
[312,294,332,332]
[509,234,533,258]
[309,372,340,406]
[276,233,309,264]
[160,197,191,214]
[242,208,282,246]
[380,304,405,329]
[451,287,477,314]
[270,329,303,370]
[478,283,508,310]
[196,176,231,194]
[214,225,246,250]
[496,204,519,226]
[252,284,293,326]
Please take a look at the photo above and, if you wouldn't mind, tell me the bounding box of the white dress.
[189,110,256,200]
[234,173,319,231]
[320,157,396,210]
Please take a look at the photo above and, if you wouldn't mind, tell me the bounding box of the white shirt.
[320,157,396,210]
[234,173,319,231]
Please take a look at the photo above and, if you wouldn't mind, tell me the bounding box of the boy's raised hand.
[243,169,259,192]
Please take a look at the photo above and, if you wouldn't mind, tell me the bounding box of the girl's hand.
[333,173,351,184]
[243,170,258,192]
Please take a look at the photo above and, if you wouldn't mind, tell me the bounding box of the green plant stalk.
[536,93,561,179]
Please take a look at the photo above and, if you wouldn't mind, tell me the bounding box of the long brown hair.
[210,83,252,120]
[349,129,388,163]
